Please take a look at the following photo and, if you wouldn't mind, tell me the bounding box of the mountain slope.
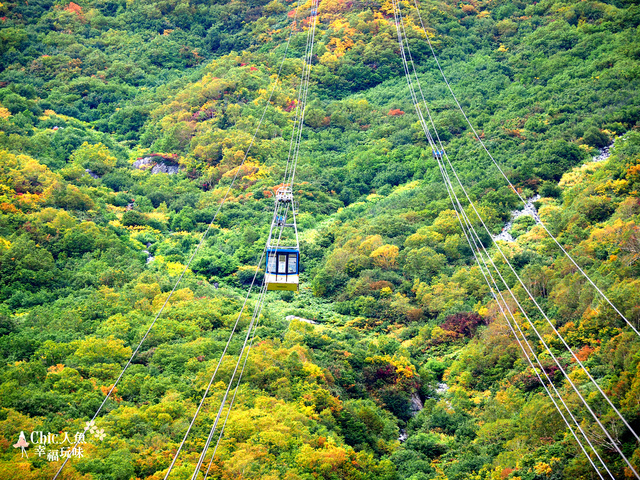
[0,0,639,478]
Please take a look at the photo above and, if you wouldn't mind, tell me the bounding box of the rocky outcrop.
[591,143,613,163]
[493,195,541,243]
[398,393,425,442]
[143,243,154,264]
[85,169,100,179]
[133,155,180,174]
[410,392,423,415]
[151,162,180,174]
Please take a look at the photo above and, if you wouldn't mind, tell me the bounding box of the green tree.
[70,142,117,176]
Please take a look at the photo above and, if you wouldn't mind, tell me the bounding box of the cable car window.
[267,254,276,274]
[278,254,287,273]
[288,255,297,274]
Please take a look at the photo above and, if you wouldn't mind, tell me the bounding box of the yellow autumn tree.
[370,244,399,269]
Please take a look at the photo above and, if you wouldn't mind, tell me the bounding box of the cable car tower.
[265,185,300,291]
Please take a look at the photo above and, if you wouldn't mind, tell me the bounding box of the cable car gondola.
[265,186,300,291]
[265,247,299,291]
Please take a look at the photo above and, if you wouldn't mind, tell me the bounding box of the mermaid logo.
[13,431,29,458]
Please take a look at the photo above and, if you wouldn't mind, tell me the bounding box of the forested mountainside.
[1,0,640,477]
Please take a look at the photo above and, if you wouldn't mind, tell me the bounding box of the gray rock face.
[410,392,423,415]
[397,393,424,442]
[142,244,154,264]
[151,163,180,174]
[85,169,101,179]
[133,156,180,174]
[493,195,541,243]
[591,144,612,163]
[132,157,154,169]
[143,250,154,264]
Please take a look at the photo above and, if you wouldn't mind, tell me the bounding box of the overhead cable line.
[171,4,319,477]
[456,176,613,479]
[53,9,302,480]
[166,195,293,479]
[452,170,613,478]
[196,3,320,473]
[391,4,610,476]
[477,246,612,479]
[391,1,636,477]
[201,282,268,480]
[436,109,640,451]
[189,282,269,480]
[402,32,640,480]
[283,0,319,188]
[435,130,615,479]
[161,249,267,479]
[162,9,308,479]
[444,151,640,476]
[455,186,640,476]
[288,6,318,186]
[409,0,640,337]
[190,199,295,479]
[426,101,614,480]
[396,0,640,457]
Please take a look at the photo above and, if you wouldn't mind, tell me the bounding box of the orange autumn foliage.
[100,385,122,402]
[574,345,595,362]
[65,2,83,14]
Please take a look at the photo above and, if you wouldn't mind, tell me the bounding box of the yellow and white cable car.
[265,186,300,292]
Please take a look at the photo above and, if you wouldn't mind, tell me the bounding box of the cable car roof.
[266,247,299,253]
